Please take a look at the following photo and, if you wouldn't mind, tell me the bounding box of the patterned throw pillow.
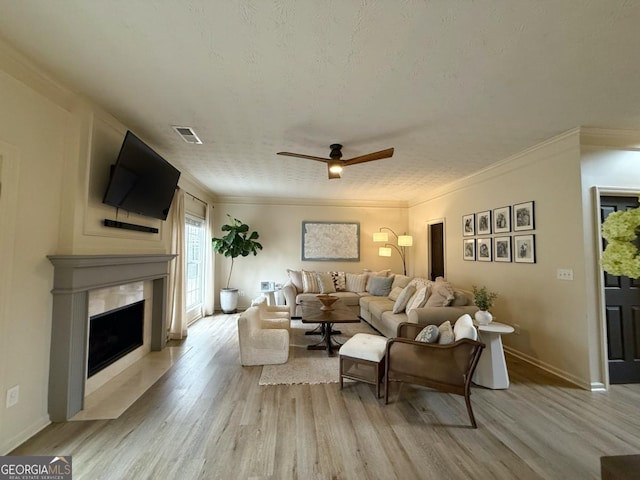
[392,285,416,313]
[316,272,336,294]
[415,324,440,343]
[437,320,455,344]
[330,271,346,291]
[302,270,320,293]
[345,273,368,293]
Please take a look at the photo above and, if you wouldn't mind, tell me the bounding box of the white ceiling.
[2,1,640,203]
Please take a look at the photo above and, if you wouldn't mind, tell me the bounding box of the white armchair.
[251,296,291,330]
[237,306,289,366]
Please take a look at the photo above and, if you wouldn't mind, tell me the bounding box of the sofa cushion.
[379,310,409,338]
[425,281,455,307]
[453,314,478,341]
[451,290,469,306]
[388,286,403,301]
[287,269,303,292]
[330,271,346,291]
[368,275,394,296]
[316,272,336,294]
[391,274,412,290]
[392,285,416,313]
[302,270,321,293]
[406,286,431,313]
[346,273,368,293]
[437,320,455,344]
[369,298,395,319]
[359,295,389,310]
[415,324,439,343]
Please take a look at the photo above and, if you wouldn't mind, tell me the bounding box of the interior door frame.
[592,186,640,390]
[425,217,446,280]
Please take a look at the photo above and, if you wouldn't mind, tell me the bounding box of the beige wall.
[409,131,596,387]
[212,200,408,309]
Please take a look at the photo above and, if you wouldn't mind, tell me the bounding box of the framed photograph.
[462,214,475,236]
[476,210,491,235]
[301,221,360,261]
[513,201,535,231]
[260,281,272,291]
[514,234,536,263]
[493,236,512,262]
[493,206,511,233]
[477,238,492,262]
[463,239,476,261]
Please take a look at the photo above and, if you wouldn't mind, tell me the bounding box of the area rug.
[259,319,380,386]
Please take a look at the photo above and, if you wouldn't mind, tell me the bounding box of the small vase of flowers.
[472,285,498,325]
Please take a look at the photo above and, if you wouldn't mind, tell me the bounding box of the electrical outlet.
[6,385,19,408]
[239,291,245,297]
[513,324,521,335]
[557,268,574,281]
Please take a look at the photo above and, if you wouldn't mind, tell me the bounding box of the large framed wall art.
[301,221,360,261]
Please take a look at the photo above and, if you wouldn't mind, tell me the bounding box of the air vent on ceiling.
[172,126,203,144]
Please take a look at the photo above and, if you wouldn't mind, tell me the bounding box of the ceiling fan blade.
[343,148,394,166]
[277,152,330,163]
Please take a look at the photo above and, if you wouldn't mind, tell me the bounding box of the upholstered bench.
[339,333,388,397]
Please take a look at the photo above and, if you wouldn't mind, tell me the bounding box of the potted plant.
[472,285,498,325]
[212,215,263,313]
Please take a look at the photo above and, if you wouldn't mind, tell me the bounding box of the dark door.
[601,195,640,384]
[429,222,445,281]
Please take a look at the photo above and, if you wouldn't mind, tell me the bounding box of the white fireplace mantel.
[47,254,175,421]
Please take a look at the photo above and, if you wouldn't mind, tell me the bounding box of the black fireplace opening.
[88,300,144,377]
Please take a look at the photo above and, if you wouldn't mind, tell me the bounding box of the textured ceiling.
[2,1,640,203]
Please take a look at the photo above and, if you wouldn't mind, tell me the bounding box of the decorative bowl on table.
[316,294,339,311]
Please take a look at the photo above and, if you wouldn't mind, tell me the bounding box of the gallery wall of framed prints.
[462,201,536,264]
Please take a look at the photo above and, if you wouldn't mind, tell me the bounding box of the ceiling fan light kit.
[277,143,394,179]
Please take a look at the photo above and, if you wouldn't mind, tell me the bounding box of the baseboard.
[503,346,593,390]
[1,415,51,455]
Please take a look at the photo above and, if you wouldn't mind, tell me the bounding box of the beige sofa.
[283,269,478,338]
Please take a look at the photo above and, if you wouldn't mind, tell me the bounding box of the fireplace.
[88,300,145,377]
[47,254,175,421]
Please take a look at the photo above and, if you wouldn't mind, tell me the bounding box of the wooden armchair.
[384,322,485,428]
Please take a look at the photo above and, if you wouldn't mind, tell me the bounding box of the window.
[185,214,205,323]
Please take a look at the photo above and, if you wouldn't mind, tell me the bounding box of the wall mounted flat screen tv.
[103,131,181,221]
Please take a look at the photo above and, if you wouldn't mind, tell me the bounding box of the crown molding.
[214,195,408,209]
[579,127,640,150]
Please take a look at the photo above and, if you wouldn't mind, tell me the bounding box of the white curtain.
[168,188,187,339]
[203,203,215,316]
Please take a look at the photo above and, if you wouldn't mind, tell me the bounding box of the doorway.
[185,213,206,325]
[600,195,640,384]
[427,220,445,281]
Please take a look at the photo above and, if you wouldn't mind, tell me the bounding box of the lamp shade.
[378,246,392,257]
[373,232,389,242]
[398,235,413,247]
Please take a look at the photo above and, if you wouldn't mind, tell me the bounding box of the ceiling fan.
[277,144,394,179]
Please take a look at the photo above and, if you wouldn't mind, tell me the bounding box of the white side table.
[261,290,277,306]
[473,321,514,389]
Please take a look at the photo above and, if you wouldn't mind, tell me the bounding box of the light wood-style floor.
[12,314,640,479]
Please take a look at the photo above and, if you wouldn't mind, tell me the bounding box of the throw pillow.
[302,270,320,293]
[453,314,478,341]
[316,272,336,294]
[406,286,431,313]
[391,274,412,290]
[345,273,368,293]
[437,320,455,344]
[392,285,416,313]
[388,286,404,301]
[330,271,346,291]
[287,269,303,293]
[415,324,440,343]
[425,281,455,307]
[368,275,394,296]
[408,277,431,290]
[450,291,469,306]
[364,269,391,291]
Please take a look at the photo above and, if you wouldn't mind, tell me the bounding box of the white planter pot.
[220,288,239,313]
[474,310,493,325]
